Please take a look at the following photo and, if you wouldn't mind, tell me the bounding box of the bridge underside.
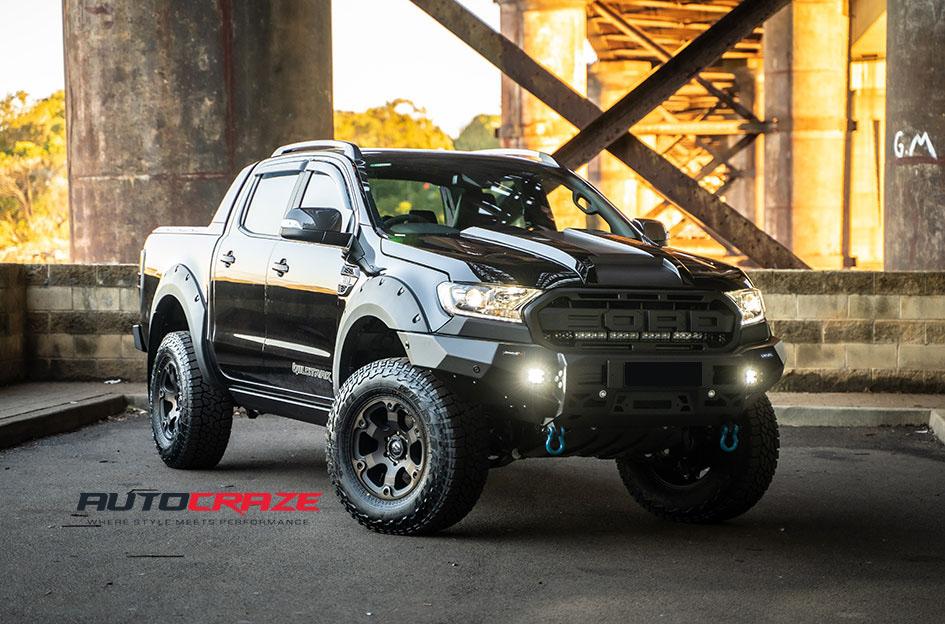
[63,0,944,270]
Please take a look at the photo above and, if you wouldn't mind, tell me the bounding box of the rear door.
[262,160,355,400]
[210,160,305,385]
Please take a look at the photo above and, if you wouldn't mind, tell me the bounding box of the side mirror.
[635,218,668,246]
[280,207,351,245]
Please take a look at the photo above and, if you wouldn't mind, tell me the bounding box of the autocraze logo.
[77,491,322,515]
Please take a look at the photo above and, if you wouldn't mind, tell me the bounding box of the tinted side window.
[243,172,299,236]
[300,171,352,229]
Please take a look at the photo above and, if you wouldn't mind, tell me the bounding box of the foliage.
[334,99,454,150]
[335,99,454,216]
[453,114,500,151]
[0,91,69,262]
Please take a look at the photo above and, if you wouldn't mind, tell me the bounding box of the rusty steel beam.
[407,0,807,268]
[553,0,789,171]
[649,133,758,216]
[591,1,759,123]
[633,119,767,135]
[612,0,742,14]
[590,13,765,35]
[695,133,757,179]
[612,48,759,60]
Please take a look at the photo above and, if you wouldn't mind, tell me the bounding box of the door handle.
[271,259,289,277]
[219,251,236,267]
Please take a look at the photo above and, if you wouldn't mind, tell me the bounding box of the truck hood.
[386,226,751,292]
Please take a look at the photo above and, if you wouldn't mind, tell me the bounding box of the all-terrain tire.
[326,358,490,535]
[616,395,779,523]
[149,331,233,469]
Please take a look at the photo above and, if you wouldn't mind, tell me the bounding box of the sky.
[0,0,501,137]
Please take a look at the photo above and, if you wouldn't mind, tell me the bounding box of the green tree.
[335,100,453,216]
[453,114,500,151]
[334,99,453,149]
[0,90,69,262]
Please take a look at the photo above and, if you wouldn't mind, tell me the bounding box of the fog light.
[525,367,547,385]
[744,367,760,386]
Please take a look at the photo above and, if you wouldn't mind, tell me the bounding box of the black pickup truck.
[135,140,785,534]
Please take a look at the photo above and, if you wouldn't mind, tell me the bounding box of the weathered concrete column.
[763,0,849,269]
[64,0,333,263]
[884,1,945,270]
[587,60,657,218]
[498,0,588,154]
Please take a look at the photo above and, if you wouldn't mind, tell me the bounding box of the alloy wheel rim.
[350,396,426,500]
[156,359,182,442]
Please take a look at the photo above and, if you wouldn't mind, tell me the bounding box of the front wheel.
[616,395,779,523]
[326,358,489,535]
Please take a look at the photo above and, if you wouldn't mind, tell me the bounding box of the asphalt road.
[1,410,944,624]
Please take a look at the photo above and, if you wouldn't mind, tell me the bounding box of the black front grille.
[527,289,737,352]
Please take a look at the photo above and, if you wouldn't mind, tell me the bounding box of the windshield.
[361,152,642,240]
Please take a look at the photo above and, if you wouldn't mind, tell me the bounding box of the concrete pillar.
[763,0,849,269]
[63,0,333,263]
[884,1,945,270]
[498,0,588,154]
[587,60,656,218]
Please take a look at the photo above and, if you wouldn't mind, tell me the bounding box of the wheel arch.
[147,264,215,383]
[333,276,431,392]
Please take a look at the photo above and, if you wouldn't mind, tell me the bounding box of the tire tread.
[326,358,489,535]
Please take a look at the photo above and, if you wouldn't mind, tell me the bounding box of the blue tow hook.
[719,424,740,453]
[544,422,566,456]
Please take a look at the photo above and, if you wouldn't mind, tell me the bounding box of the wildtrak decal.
[292,362,332,382]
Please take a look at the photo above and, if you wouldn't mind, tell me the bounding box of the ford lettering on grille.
[529,290,737,351]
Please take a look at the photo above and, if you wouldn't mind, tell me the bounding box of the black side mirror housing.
[280,207,351,246]
[635,218,668,246]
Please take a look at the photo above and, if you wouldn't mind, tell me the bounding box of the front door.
[210,163,304,385]
[264,161,354,400]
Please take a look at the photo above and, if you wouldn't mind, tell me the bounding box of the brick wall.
[0,265,27,385]
[1,264,944,392]
[21,264,144,382]
[749,271,945,392]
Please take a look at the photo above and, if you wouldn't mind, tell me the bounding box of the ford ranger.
[134,140,785,535]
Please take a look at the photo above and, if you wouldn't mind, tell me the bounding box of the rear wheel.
[616,395,779,523]
[149,331,233,469]
[327,358,489,535]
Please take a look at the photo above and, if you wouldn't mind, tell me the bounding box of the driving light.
[744,367,760,386]
[437,282,541,323]
[725,288,766,326]
[525,367,547,385]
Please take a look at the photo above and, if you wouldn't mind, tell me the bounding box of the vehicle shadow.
[450,455,945,555]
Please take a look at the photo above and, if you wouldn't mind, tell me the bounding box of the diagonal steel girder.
[408,0,807,268]
[555,0,791,170]
[590,1,760,125]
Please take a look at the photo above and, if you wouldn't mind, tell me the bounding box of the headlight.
[725,288,766,326]
[436,282,541,323]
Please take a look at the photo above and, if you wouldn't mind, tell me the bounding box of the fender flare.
[332,275,430,393]
[149,264,215,382]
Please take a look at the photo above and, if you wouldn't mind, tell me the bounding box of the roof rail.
[475,148,559,167]
[271,140,363,161]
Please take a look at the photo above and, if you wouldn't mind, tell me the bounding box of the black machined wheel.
[350,396,428,500]
[153,356,182,445]
[616,395,779,524]
[327,358,490,535]
[149,331,234,469]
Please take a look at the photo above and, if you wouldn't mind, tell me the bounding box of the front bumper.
[399,331,785,427]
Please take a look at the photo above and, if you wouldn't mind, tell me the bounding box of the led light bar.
[547,331,711,342]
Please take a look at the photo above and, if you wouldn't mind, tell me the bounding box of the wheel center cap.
[387,436,406,460]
